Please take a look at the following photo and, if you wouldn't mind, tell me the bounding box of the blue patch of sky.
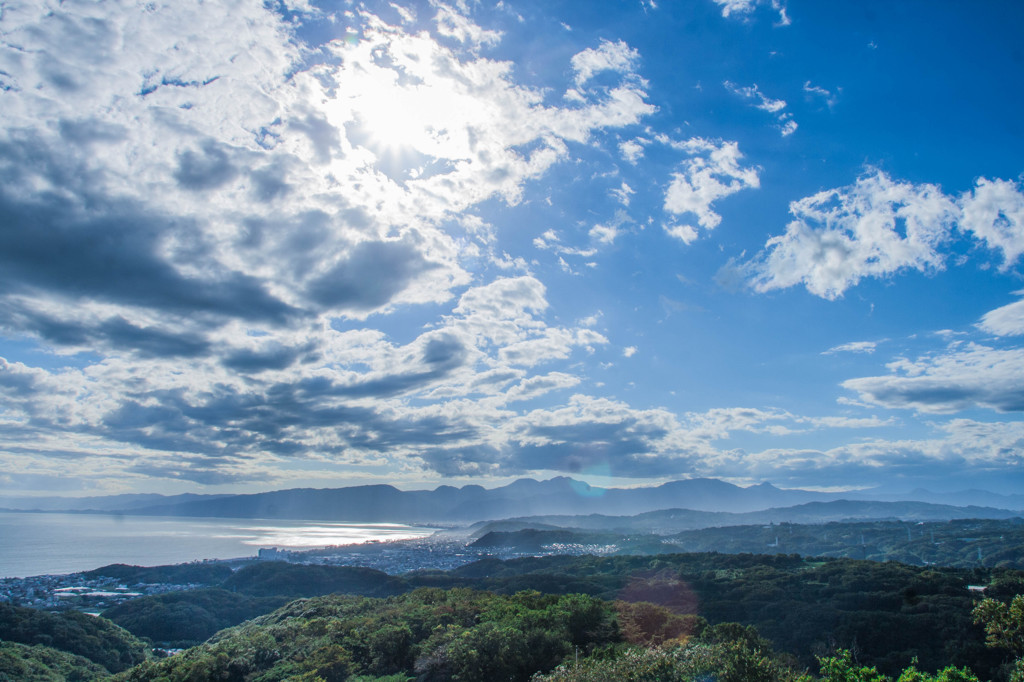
[0,337,102,372]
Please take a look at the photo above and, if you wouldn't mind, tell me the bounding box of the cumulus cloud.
[571,40,641,87]
[619,138,648,164]
[959,178,1024,269]
[746,170,959,299]
[745,172,1024,299]
[0,0,663,487]
[661,138,760,238]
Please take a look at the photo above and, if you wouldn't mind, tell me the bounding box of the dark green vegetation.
[100,589,290,649]
[101,564,410,646]
[0,640,110,682]
[665,518,1024,568]
[114,589,620,681]
[421,553,1019,679]
[83,563,234,586]
[469,518,1024,569]
[0,603,147,673]
[973,594,1024,682]
[5,518,1024,681]
[2,563,1022,681]
[110,590,1024,682]
[91,552,1024,680]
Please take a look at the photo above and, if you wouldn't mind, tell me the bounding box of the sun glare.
[343,70,471,174]
[355,86,428,154]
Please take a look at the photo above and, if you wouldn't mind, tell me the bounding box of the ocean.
[0,511,436,578]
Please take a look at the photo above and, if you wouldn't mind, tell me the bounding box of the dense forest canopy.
[5,550,1022,681]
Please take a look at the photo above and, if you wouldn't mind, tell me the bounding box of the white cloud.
[748,170,958,299]
[0,0,665,488]
[746,172,1024,299]
[979,295,1024,337]
[389,3,416,24]
[803,80,838,109]
[823,341,878,355]
[571,39,641,87]
[534,230,598,257]
[619,138,648,164]
[712,0,790,26]
[590,223,620,245]
[610,182,635,206]
[664,223,699,244]
[714,0,758,17]
[724,81,786,113]
[724,81,796,136]
[504,372,581,402]
[662,138,760,236]
[433,3,503,48]
[623,346,638,358]
[959,178,1024,269]
[842,343,1024,413]
[725,417,1024,488]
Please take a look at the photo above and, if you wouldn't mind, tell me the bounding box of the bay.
[0,511,436,578]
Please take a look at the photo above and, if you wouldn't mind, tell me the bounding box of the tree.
[818,650,890,682]
[972,594,1024,682]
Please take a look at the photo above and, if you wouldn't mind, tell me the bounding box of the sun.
[353,84,429,155]
[342,69,470,178]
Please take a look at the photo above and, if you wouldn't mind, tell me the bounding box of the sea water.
[0,512,435,578]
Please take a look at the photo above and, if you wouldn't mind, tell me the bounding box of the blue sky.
[1,0,1023,497]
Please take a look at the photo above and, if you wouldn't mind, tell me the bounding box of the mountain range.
[2,477,1022,525]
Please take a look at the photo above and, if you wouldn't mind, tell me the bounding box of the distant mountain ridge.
[463,499,1023,538]
[2,476,1021,524]
[0,492,233,513]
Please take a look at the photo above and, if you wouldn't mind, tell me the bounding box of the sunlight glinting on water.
[233,523,437,548]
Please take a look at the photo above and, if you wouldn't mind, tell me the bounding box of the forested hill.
[465,503,1024,536]
[91,553,1023,679]
[466,517,1024,568]
[4,552,1023,681]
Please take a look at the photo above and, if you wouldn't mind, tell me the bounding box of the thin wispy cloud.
[712,0,790,26]
[724,81,797,136]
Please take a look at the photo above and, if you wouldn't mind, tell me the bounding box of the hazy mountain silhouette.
[6,477,1016,525]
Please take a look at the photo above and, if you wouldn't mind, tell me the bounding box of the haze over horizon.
[1,0,1023,500]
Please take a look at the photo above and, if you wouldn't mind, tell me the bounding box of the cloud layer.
[0,0,663,487]
[0,0,1021,497]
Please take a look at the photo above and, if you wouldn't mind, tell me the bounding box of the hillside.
[0,603,147,674]
[5,552,1023,681]
[90,552,1024,680]
[109,586,1022,682]
[464,517,1024,569]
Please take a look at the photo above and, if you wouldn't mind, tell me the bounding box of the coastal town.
[0,535,615,613]
[0,569,214,612]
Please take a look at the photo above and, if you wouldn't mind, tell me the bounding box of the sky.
[1,0,1023,498]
